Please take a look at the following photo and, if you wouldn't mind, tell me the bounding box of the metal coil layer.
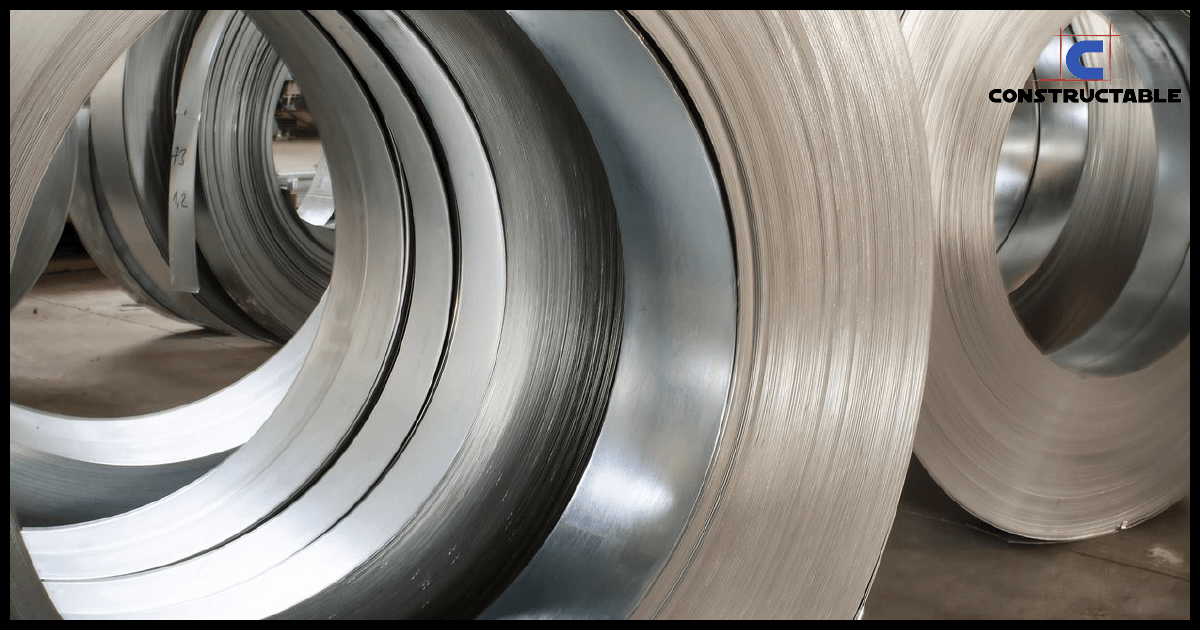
[9,10,167,277]
[621,11,933,619]
[62,11,328,340]
[11,10,935,619]
[10,12,328,530]
[903,10,1189,540]
[85,13,274,340]
[193,11,333,339]
[9,299,322,527]
[9,107,79,308]
[1008,12,1160,351]
[993,34,1090,290]
[15,9,623,619]
[64,104,187,324]
[10,12,168,617]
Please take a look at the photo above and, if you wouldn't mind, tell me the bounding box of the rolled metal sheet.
[14,9,607,618]
[10,11,165,619]
[993,75,1042,255]
[167,10,236,293]
[994,33,1090,290]
[482,10,735,619]
[903,10,1190,540]
[11,9,936,620]
[622,10,934,619]
[65,103,189,323]
[193,11,333,339]
[9,106,78,308]
[23,9,431,598]
[1009,12,1159,352]
[9,298,322,526]
[87,13,277,340]
[1045,11,1190,374]
[9,10,167,278]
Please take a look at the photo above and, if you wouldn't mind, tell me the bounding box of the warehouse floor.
[9,260,1190,620]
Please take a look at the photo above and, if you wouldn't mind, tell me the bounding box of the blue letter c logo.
[1066,40,1104,81]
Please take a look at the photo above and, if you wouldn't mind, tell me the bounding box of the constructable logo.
[989,22,1182,104]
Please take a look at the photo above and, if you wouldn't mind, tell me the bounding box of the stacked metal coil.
[12,10,936,619]
[9,10,333,530]
[82,11,274,340]
[58,11,330,341]
[903,10,1190,540]
[192,11,332,339]
[8,109,80,309]
[18,8,1186,621]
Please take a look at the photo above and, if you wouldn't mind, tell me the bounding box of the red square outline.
[1034,22,1121,84]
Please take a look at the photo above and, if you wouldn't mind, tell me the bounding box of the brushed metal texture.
[903,10,1189,541]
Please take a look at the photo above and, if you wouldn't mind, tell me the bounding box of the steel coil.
[9,300,322,526]
[620,11,932,618]
[64,103,187,324]
[193,11,333,339]
[903,10,1189,540]
[84,13,273,339]
[11,10,935,619]
[68,10,332,341]
[9,108,79,308]
[10,12,168,617]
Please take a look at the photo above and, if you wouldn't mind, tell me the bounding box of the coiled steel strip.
[12,9,935,620]
[193,11,333,339]
[11,12,168,617]
[904,10,1189,541]
[86,12,275,339]
[9,300,322,527]
[18,10,622,620]
[994,32,1090,290]
[9,108,80,308]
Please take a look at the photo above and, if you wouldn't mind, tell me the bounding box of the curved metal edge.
[9,117,77,308]
[9,297,323,525]
[66,104,187,323]
[1048,9,1190,374]
[481,10,735,619]
[996,32,1090,290]
[168,10,237,293]
[10,10,169,619]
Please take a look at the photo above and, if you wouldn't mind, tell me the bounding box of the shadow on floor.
[865,457,1190,619]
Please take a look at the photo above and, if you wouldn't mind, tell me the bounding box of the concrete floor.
[866,458,1189,620]
[10,263,275,416]
[9,258,1190,619]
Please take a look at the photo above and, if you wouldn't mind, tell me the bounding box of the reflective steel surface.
[167,10,234,293]
[907,9,1189,542]
[13,9,941,620]
[483,10,735,619]
[9,299,322,525]
[1047,10,1191,374]
[995,33,1090,290]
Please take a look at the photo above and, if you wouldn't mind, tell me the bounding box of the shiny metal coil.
[11,10,935,619]
[9,300,322,526]
[903,10,1189,541]
[166,9,235,293]
[9,108,79,308]
[993,33,1090,290]
[67,10,332,340]
[10,11,169,618]
[86,12,273,340]
[621,11,932,618]
[11,11,326,529]
[193,11,333,339]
